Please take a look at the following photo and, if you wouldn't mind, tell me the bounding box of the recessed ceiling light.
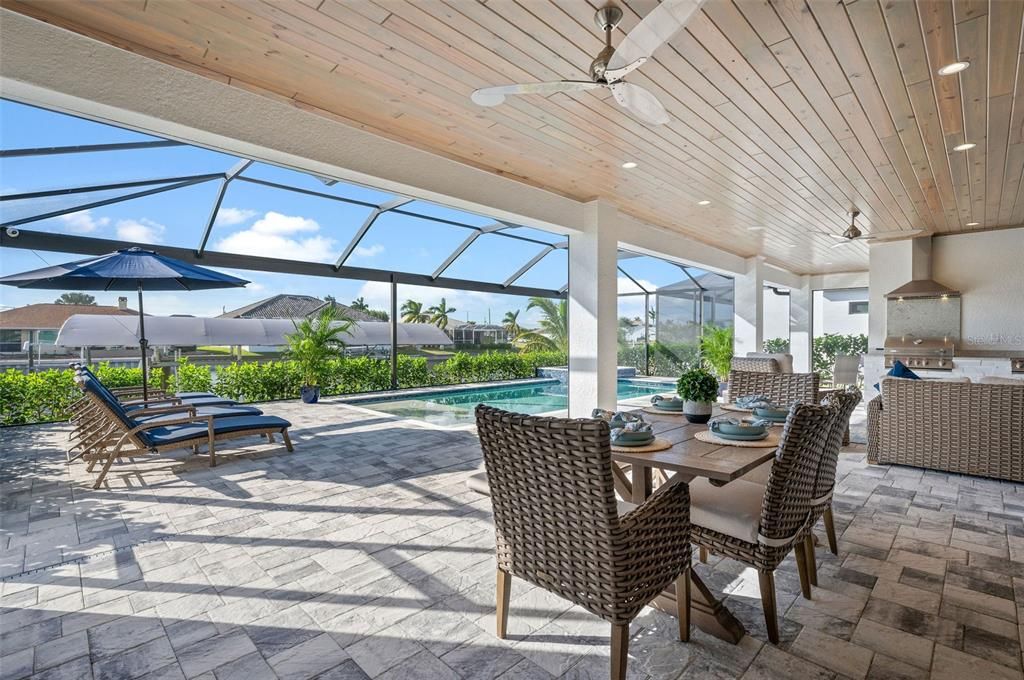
[966,221,979,226]
[937,61,969,76]
[953,142,976,151]
[621,161,638,169]
[779,242,797,248]
[697,200,711,206]
[747,226,765,231]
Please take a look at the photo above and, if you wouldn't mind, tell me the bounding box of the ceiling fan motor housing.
[591,6,623,81]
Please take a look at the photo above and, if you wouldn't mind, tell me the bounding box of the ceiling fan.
[470,0,707,126]
[825,210,926,248]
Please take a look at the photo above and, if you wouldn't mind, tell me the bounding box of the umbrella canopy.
[0,247,248,291]
[1,248,248,398]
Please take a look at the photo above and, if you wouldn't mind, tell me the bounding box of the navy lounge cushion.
[874,359,920,392]
[142,415,291,447]
[132,405,263,424]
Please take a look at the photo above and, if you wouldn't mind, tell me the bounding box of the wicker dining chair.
[475,405,692,680]
[687,402,837,643]
[728,369,820,406]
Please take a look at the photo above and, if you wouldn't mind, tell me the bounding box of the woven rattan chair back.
[759,403,836,545]
[731,357,780,373]
[728,370,820,407]
[476,405,619,605]
[814,388,862,501]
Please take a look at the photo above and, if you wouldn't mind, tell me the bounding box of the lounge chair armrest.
[114,414,215,451]
[122,397,183,407]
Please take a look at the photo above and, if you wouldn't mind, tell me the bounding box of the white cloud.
[116,218,165,243]
[353,244,384,258]
[214,211,336,263]
[214,207,258,227]
[58,210,109,234]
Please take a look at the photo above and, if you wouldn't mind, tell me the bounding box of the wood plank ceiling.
[4,0,1024,274]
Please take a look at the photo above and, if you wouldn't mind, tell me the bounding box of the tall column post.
[789,276,812,373]
[733,256,765,358]
[567,200,619,416]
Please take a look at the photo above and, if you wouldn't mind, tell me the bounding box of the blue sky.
[0,99,727,326]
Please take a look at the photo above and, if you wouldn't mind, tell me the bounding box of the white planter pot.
[683,400,713,424]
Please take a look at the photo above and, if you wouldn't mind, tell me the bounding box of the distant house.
[449,321,510,346]
[220,294,373,322]
[0,299,138,353]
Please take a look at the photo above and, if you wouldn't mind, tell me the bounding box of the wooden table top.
[610,407,776,483]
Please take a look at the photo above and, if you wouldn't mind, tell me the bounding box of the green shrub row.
[0,350,567,426]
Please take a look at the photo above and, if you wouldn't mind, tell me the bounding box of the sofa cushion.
[689,478,764,543]
[978,376,1024,385]
[747,352,793,374]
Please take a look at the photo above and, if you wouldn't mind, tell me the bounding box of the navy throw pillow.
[874,359,920,392]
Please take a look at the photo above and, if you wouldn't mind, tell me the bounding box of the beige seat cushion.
[689,478,765,544]
[617,500,638,517]
[739,459,772,486]
[978,375,1024,385]
[747,352,794,374]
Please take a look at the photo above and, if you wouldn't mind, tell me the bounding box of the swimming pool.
[359,378,675,427]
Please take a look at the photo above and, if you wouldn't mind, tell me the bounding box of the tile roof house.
[0,301,138,352]
[220,294,373,322]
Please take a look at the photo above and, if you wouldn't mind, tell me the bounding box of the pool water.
[360,379,674,427]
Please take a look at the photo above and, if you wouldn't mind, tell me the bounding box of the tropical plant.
[284,307,354,387]
[54,292,97,305]
[700,325,734,381]
[516,297,568,352]
[676,367,719,403]
[763,337,790,353]
[364,309,389,322]
[502,309,522,337]
[427,298,457,330]
[813,333,868,381]
[350,297,369,311]
[401,299,429,323]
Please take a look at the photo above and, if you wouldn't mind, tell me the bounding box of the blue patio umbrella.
[0,247,248,398]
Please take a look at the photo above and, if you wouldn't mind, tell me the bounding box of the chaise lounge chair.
[76,377,293,488]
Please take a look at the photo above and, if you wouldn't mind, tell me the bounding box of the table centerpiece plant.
[676,366,719,424]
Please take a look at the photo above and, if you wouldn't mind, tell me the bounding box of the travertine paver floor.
[1,398,1023,680]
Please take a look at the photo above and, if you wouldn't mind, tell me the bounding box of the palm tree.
[401,299,428,323]
[284,306,354,388]
[515,297,568,352]
[350,297,369,312]
[427,298,456,330]
[502,309,521,338]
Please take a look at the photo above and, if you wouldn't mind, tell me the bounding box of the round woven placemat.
[694,430,779,448]
[720,403,754,413]
[642,406,687,417]
[610,437,673,453]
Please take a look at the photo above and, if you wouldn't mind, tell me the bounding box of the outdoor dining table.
[610,406,776,645]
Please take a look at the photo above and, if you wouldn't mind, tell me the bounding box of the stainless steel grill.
[1012,357,1024,374]
[883,336,956,371]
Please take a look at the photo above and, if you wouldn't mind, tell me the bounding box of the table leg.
[651,570,746,644]
[631,464,652,504]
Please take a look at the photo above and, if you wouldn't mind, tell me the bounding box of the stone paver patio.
[1,399,1023,680]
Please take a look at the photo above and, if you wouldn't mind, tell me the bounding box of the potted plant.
[284,306,354,404]
[676,367,719,424]
[700,325,734,395]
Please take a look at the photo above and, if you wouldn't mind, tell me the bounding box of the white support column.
[789,276,812,373]
[567,200,619,417]
[733,257,765,358]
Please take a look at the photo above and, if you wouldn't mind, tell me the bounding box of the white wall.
[762,288,790,343]
[932,228,1024,351]
[813,289,869,337]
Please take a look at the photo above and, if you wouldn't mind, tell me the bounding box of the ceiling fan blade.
[471,81,601,106]
[609,82,670,125]
[605,0,707,80]
[866,228,928,241]
[830,240,856,248]
[823,233,847,240]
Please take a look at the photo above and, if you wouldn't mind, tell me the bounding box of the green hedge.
[617,341,701,377]
[1,351,567,426]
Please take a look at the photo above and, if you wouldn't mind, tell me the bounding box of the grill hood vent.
[885,278,960,299]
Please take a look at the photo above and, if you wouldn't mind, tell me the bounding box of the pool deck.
[3,399,1021,680]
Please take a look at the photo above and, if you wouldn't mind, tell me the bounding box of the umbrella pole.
[138,283,149,401]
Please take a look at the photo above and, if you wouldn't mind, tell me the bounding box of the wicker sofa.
[867,378,1024,481]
